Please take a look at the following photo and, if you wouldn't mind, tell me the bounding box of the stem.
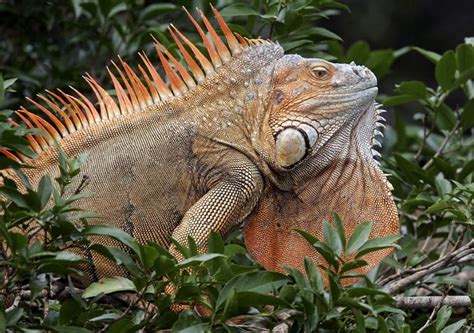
[416,288,450,333]
[422,118,461,170]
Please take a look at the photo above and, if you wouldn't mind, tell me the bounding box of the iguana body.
[1,8,399,282]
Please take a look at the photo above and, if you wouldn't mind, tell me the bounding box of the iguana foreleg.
[170,151,263,258]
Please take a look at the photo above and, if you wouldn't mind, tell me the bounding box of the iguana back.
[1,7,399,283]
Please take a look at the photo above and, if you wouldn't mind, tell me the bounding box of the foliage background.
[0,0,473,332]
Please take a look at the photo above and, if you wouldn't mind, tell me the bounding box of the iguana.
[1,7,399,283]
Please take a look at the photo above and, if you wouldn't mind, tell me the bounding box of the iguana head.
[244,55,399,282]
[267,55,378,170]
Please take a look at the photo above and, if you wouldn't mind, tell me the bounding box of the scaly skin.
[1,9,399,284]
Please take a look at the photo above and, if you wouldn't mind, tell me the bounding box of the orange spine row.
[2,7,269,163]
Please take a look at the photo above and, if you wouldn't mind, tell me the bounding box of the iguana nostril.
[352,65,367,78]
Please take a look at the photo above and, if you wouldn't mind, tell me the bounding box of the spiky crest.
[3,7,273,163]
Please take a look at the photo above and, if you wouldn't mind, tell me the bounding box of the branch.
[395,296,471,309]
[381,240,474,295]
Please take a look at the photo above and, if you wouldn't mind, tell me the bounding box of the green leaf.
[221,288,238,321]
[295,228,319,246]
[107,319,136,333]
[60,298,83,325]
[216,271,288,309]
[296,229,339,270]
[177,253,225,268]
[153,254,177,277]
[340,260,368,275]
[377,316,389,333]
[139,3,177,21]
[308,27,342,42]
[220,3,260,17]
[90,244,141,275]
[436,50,457,90]
[82,277,137,298]
[425,199,451,214]
[175,285,203,302]
[435,177,452,197]
[412,46,442,64]
[223,244,246,257]
[448,67,474,92]
[346,287,388,298]
[459,158,474,180]
[346,41,370,64]
[456,43,474,72]
[433,157,456,179]
[6,307,23,327]
[398,81,427,98]
[346,221,372,254]
[3,77,18,91]
[171,310,204,333]
[0,309,5,332]
[336,296,373,311]
[0,73,4,106]
[332,212,346,250]
[323,220,342,255]
[366,49,395,78]
[187,236,198,256]
[302,296,320,332]
[355,234,401,258]
[436,305,452,331]
[208,231,225,254]
[328,274,341,303]
[279,285,298,304]
[440,319,466,333]
[353,309,366,333]
[383,94,418,107]
[304,256,324,292]
[142,244,160,269]
[37,175,53,209]
[48,326,92,333]
[315,243,340,271]
[0,187,29,208]
[461,99,474,131]
[235,291,289,308]
[82,225,141,259]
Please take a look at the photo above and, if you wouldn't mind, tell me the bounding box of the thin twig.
[419,283,444,296]
[74,175,90,195]
[422,119,461,170]
[416,288,450,333]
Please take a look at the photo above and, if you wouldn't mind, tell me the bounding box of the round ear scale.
[274,125,318,168]
[275,127,308,168]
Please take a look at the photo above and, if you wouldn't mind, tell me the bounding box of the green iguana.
[1,7,399,283]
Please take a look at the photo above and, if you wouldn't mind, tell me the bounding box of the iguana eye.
[312,66,329,79]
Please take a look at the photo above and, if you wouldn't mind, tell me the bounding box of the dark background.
[327,0,473,93]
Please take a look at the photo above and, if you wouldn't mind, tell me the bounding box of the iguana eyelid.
[311,66,330,79]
